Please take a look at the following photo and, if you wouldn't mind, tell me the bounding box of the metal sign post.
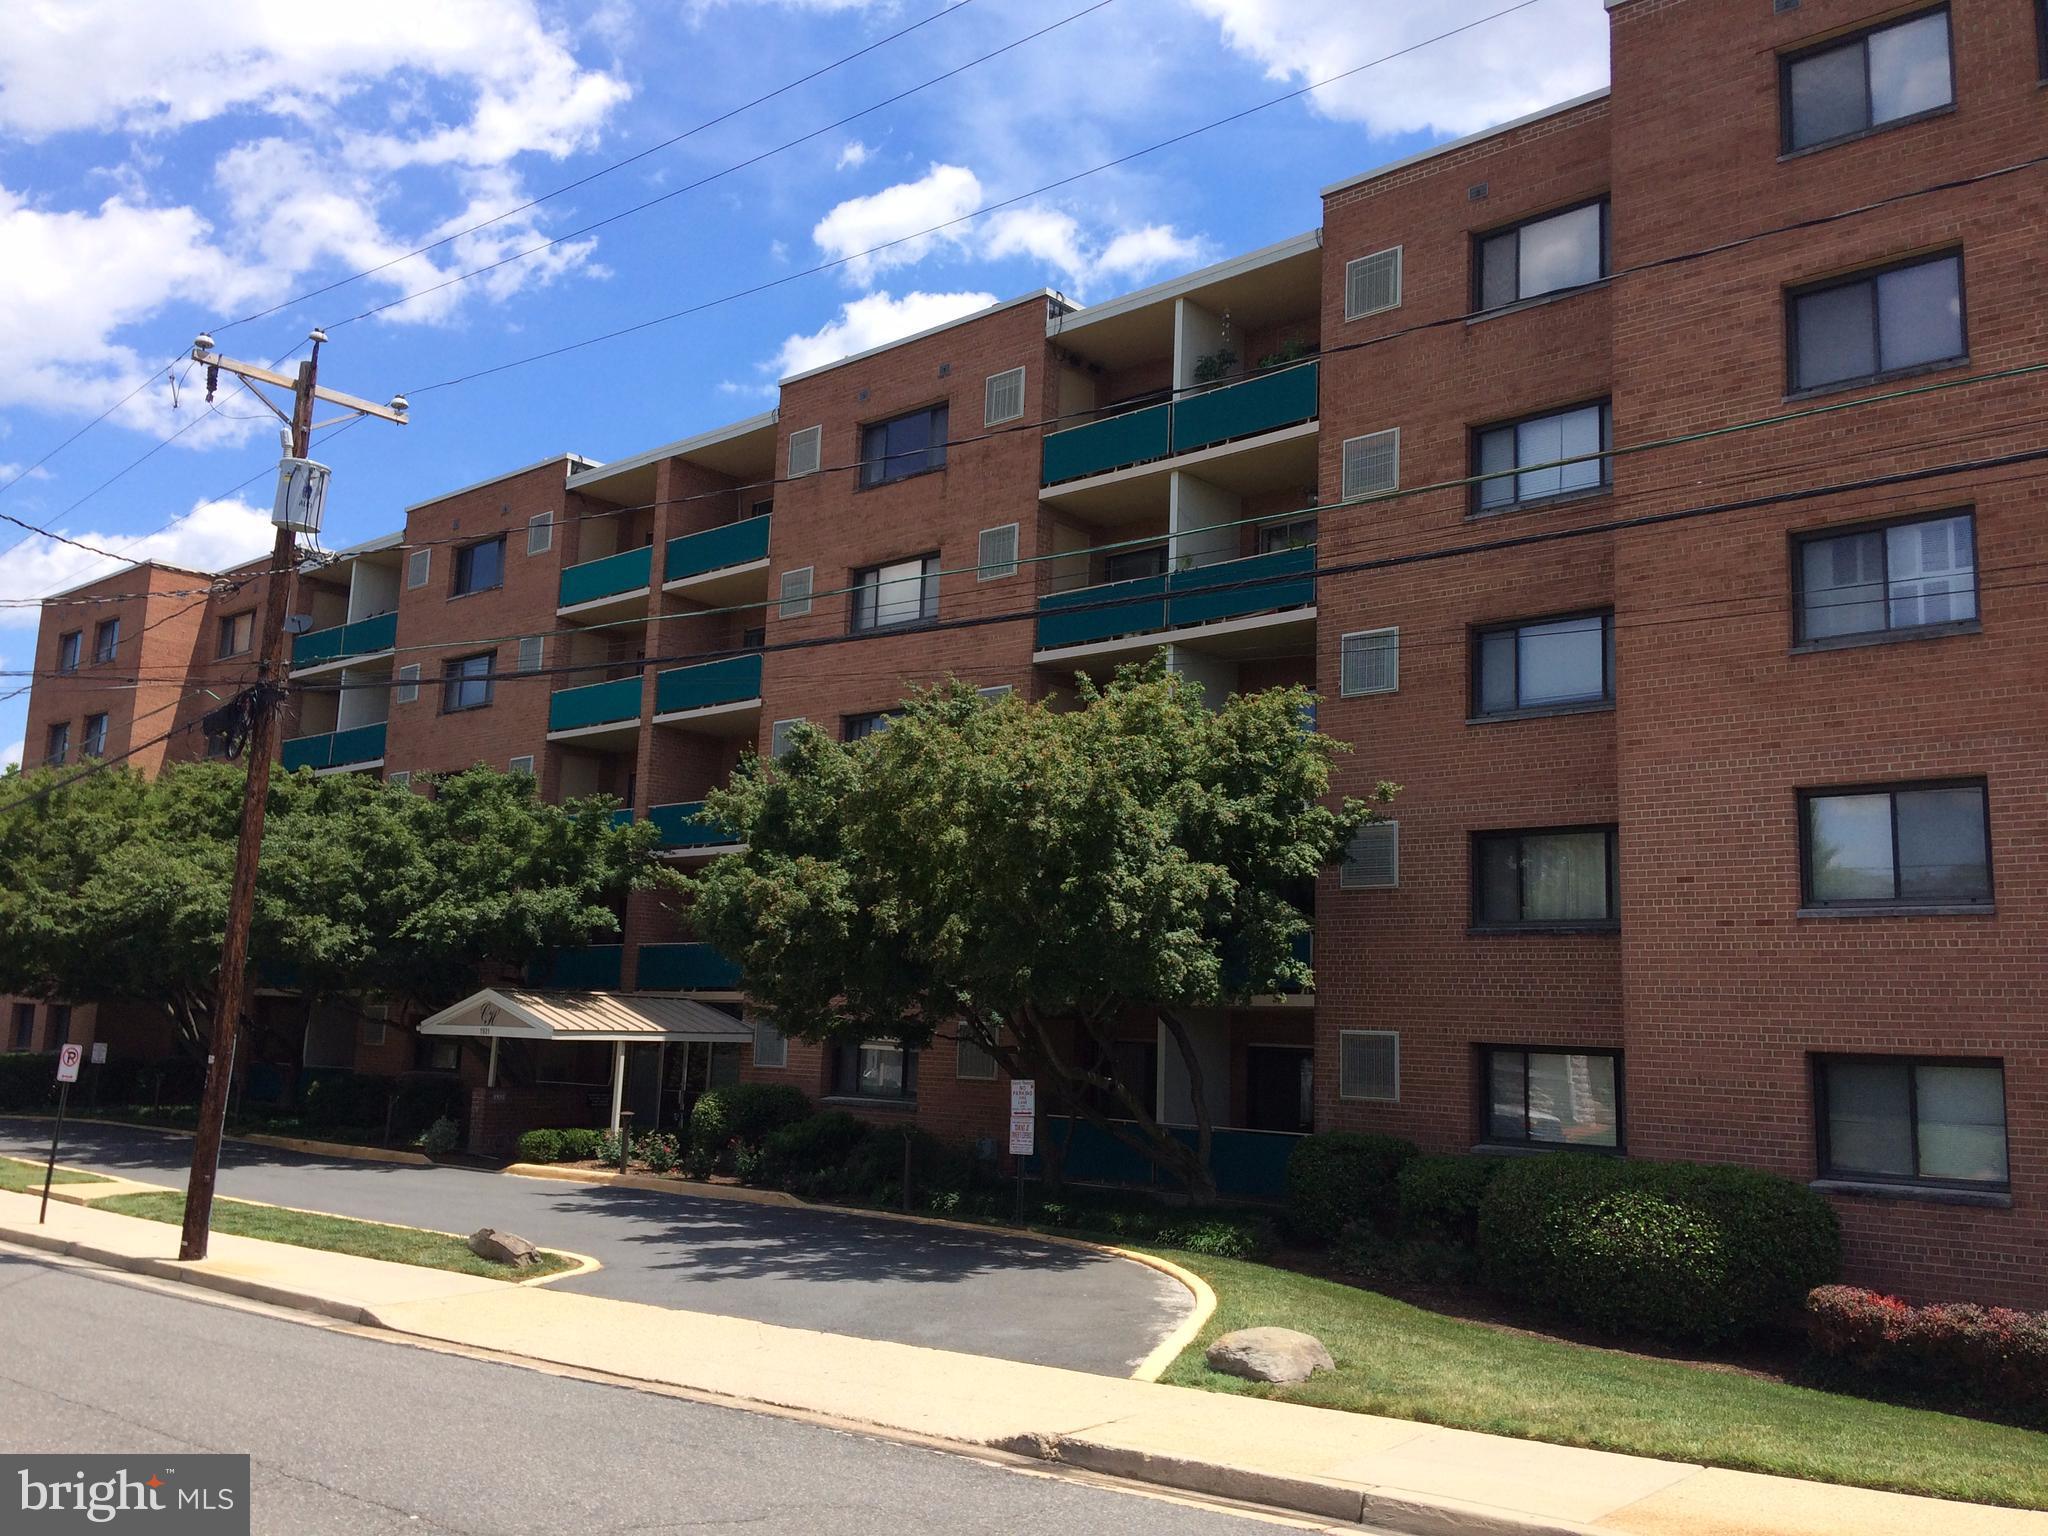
[41,1045,82,1224]
[1009,1080,1036,1222]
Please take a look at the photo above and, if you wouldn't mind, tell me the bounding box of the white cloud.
[836,140,872,171]
[813,163,985,285]
[1092,225,1209,283]
[771,289,998,377]
[1185,0,1609,139]
[0,463,52,484]
[0,740,21,771]
[0,497,274,630]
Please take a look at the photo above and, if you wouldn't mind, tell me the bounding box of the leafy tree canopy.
[691,667,1392,1198]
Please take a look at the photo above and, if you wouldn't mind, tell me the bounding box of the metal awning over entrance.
[420,989,752,1134]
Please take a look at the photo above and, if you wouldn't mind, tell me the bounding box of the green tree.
[0,761,677,1053]
[690,668,1391,1200]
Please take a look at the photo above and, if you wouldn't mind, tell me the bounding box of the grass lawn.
[0,1155,108,1193]
[1154,1251,2048,1511]
[97,1191,577,1282]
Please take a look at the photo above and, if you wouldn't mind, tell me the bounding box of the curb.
[2,1114,431,1167]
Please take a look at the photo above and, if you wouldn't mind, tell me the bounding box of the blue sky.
[0,0,1610,764]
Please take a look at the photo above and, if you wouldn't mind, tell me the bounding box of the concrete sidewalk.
[1,1191,2040,1536]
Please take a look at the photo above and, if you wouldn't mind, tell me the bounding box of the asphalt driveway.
[0,1118,1191,1376]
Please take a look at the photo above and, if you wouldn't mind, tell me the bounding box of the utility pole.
[178,330,407,1262]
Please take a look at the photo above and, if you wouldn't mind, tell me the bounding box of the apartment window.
[1795,510,1975,643]
[10,1003,31,1051]
[1341,429,1400,501]
[976,684,1013,702]
[56,631,81,673]
[406,549,431,589]
[1789,251,1964,393]
[787,424,822,478]
[82,714,108,758]
[1473,612,1614,717]
[831,1040,916,1101]
[1340,822,1399,890]
[1103,544,1167,584]
[517,635,545,673]
[217,611,254,659]
[1484,1047,1621,1149]
[859,404,949,488]
[1345,246,1403,320]
[1258,516,1318,554]
[1473,827,1618,929]
[843,710,901,742]
[394,663,421,704]
[527,512,554,555]
[752,1019,788,1070]
[387,770,412,791]
[1474,402,1610,513]
[92,618,120,663]
[769,718,804,758]
[45,722,69,766]
[984,367,1026,426]
[956,1034,999,1081]
[442,652,496,712]
[1475,200,1608,310]
[1800,781,1991,908]
[850,553,938,632]
[46,1004,70,1047]
[1782,8,1953,154]
[452,536,506,596]
[507,755,534,776]
[777,566,814,620]
[1338,1030,1399,1102]
[1339,628,1399,697]
[977,523,1019,580]
[1816,1055,2006,1188]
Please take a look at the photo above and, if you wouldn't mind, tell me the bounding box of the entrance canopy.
[421,989,752,1135]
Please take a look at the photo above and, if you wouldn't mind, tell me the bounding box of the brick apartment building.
[10,0,2041,1305]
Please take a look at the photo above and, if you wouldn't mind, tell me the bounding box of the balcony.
[637,942,742,992]
[532,944,624,991]
[664,516,771,603]
[290,610,397,672]
[1040,363,1317,492]
[547,675,642,745]
[1035,545,1315,656]
[653,653,762,733]
[557,544,653,618]
[650,800,741,853]
[1221,927,1314,1000]
[281,722,387,773]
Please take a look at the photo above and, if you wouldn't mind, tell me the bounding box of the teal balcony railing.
[1170,362,1318,456]
[548,675,641,733]
[655,652,762,716]
[609,807,634,828]
[637,942,742,991]
[1034,545,1314,650]
[1041,402,1171,485]
[558,544,653,609]
[665,515,770,584]
[532,944,623,991]
[650,800,737,849]
[281,721,387,772]
[291,609,398,668]
[1040,362,1318,487]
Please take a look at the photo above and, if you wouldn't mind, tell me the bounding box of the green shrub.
[638,1131,681,1174]
[0,1052,56,1111]
[388,1076,466,1144]
[418,1116,460,1158]
[1477,1154,1841,1344]
[556,1128,602,1162]
[688,1083,812,1157]
[759,1112,873,1196]
[1398,1155,1508,1245]
[682,1142,715,1180]
[516,1129,565,1164]
[732,1142,765,1184]
[840,1126,947,1205]
[1022,1190,1277,1260]
[595,1128,624,1165]
[299,1072,390,1129]
[1284,1132,1419,1243]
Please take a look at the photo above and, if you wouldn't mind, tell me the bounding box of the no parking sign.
[55,1044,82,1083]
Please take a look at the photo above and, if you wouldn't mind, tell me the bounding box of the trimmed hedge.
[1397,1154,1508,1245]
[688,1083,811,1157]
[758,1111,877,1197]
[1808,1285,2048,1422]
[1478,1154,1841,1344]
[1284,1131,1419,1242]
[515,1127,604,1164]
[0,1052,57,1111]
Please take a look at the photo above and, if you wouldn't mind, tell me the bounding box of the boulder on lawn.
[1204,1327,1333,1384]
[468,1228,540,1268]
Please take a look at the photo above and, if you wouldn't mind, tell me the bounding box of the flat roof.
[567,411,781,505]
[402,452,600,514]
[1320,89,1612,198]
[777,289,1067,386]
[41,559,218,604]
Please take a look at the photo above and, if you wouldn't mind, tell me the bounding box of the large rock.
[468,1228,540,1268]
[1204,1327,1334,1384]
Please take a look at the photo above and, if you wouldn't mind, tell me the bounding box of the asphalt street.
[0,1250,1317,1536]
[0,1118,1189,1375]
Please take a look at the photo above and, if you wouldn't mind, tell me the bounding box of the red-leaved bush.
[1807,1285,2048,1418]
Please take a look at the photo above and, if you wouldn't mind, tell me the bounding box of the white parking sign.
[56,1044,82,1084]
[1008,1079,1035,1157]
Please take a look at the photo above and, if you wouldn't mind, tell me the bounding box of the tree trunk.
[1157,1008,1218,1204]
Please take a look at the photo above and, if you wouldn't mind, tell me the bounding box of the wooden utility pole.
[178,331,406,1262]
